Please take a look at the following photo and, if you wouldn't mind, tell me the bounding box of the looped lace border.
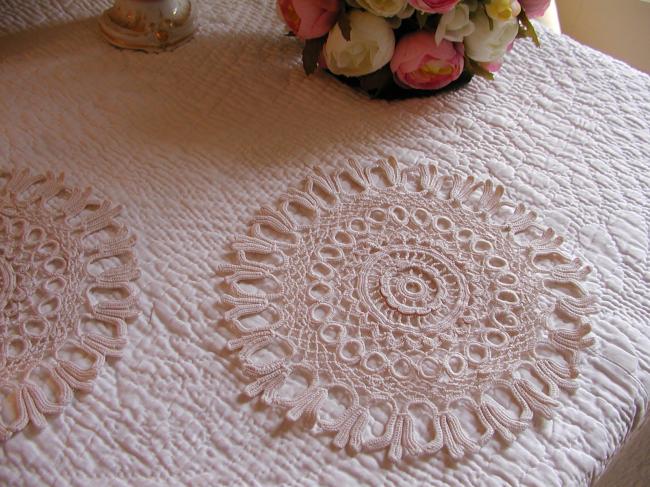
[0,169,140,440]
[220,157,597,461]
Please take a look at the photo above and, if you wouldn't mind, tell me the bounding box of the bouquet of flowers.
[277,0,550,98]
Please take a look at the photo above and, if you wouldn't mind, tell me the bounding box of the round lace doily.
[221,158,597,461]
[0,169,140,440]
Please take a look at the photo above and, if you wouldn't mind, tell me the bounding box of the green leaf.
[464,56,495,81]
[302,38,325,76]
[519,10,540,47]
[337,11,352,41]
[416,11,429,29]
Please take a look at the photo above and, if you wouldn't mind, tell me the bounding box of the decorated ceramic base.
[329,68,474,100]
[99,0,196,52]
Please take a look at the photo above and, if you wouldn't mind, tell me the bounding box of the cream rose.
[485,0,521,21]
[354,0,411,18]
[464,8,519,63]
[324,10,396,77]
[434,3,475,45]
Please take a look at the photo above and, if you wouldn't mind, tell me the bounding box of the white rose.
[324,10,395,77]
[435,3,475,45]
[353,0,410,18]
[464,8,519,63]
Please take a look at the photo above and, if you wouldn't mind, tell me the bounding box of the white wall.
[556,0,650,73]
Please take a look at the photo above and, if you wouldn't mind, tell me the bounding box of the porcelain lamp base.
[99,0,196,52]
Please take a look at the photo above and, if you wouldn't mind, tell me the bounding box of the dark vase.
[328,68,474,100]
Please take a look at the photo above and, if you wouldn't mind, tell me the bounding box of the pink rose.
[277,0,340,40]
[390,31,464,90]
[407,0,459,14]
[519,0,551,18]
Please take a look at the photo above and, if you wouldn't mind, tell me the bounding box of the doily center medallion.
[0,169,140,440]
[220,158,597,461]
[362,246,468,331]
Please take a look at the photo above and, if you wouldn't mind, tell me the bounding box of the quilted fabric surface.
[1,1,649,485]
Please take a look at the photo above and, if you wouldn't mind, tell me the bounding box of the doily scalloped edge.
[0,168,140,440]
[220,157,598,461]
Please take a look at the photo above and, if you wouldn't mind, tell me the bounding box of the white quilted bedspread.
[1,1,650,486]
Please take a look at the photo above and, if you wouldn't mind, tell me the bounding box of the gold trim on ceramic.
[99,0,196,52]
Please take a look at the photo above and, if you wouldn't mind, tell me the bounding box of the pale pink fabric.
[1,0,650,485]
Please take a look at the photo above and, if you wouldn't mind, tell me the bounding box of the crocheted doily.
[0,169,140,440]
[221,158,597,461]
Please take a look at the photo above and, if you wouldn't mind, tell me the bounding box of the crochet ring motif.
[219,157,597,461]
[0,169,140,440]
